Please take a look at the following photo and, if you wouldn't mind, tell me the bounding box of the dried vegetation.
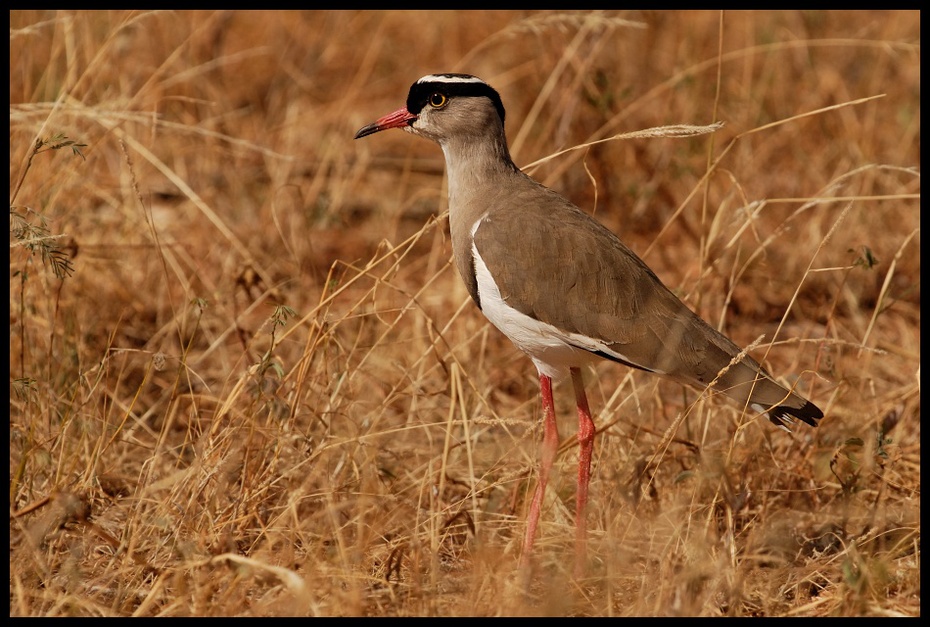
[9,10,920,616]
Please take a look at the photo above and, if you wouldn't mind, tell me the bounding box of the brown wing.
[473,182,821,427]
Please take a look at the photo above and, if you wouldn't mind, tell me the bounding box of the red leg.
[521,373,560,568]
[571,366,595,577]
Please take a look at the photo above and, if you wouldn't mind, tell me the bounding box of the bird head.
[354,73,506,145]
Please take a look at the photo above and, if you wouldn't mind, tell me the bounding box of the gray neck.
[438,128,523,306]
[441,132,518,209]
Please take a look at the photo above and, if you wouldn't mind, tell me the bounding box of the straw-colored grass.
[9,10,919,617]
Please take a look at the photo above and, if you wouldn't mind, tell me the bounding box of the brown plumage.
[355,73,823,573]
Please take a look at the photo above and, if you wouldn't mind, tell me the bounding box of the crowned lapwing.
[354,73,823,575]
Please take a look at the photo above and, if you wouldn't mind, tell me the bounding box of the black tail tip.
[769,401,824,431]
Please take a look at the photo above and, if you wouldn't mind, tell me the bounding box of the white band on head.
[417,74,486,85]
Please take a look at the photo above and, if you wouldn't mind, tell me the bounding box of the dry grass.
[9,10,920,617]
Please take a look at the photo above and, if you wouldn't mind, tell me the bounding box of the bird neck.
[437,130,530,302]
[440,133,520,209]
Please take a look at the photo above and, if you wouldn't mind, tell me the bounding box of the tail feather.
[768,401,824,431]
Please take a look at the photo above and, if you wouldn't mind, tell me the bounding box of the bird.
[354,73,823,574]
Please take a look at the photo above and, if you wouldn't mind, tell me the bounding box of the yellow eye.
[428,93,447,108]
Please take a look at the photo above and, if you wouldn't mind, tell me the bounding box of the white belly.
[472,242,599,382]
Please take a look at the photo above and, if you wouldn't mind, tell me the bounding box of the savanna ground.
[9,10,920,617]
